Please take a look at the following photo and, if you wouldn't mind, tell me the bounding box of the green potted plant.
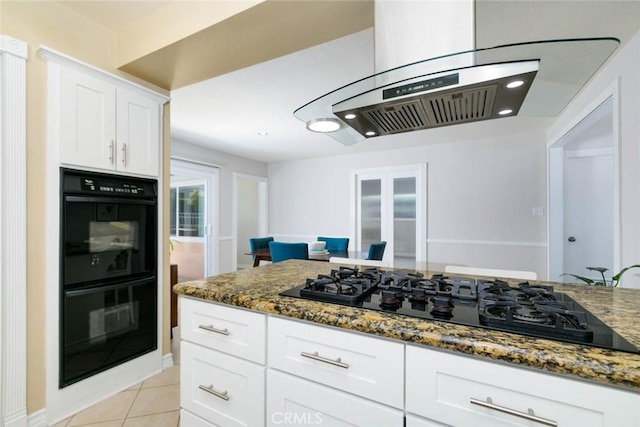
[561,265,640,287]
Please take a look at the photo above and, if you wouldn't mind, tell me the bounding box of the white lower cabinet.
[179,298,640,427]
[406,344,640,427]
[181,341,265,427]
[266,370,404,427]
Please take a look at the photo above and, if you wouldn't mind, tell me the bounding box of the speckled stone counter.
[173,260,640,391]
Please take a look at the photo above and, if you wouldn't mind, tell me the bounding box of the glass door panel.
[170,179,206,281]
[393,177,417,268]
[360,179,382,252]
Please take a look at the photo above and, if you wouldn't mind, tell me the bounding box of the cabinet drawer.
[405,414,449,427]
[268,316,404,408]
[181,409,215,427]
[181,341,265,427]
[181,297,266,364]
[266,370,404,427]
[406,345,640,427]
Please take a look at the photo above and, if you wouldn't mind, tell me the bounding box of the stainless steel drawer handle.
[470,397,557,427]
[198,384,230,401]
[121,143,127,166]
[198,324,230,335]
[300,351,349,369]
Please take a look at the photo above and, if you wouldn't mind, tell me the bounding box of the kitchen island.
[174,260,640,426]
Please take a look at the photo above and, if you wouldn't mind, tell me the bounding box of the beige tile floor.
[54,329,182,427]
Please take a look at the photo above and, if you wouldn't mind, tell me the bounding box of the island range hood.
[294,2,619,146]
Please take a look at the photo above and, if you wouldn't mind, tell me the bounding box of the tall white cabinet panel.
[58,65,162,177]
[59,67,116,171]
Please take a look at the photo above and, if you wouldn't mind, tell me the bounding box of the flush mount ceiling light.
[506,80,525,89]
[306,118,341,133]
[344,113,357,120]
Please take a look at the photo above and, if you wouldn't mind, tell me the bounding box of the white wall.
[171,138,268,273]
[269,126,548,278]
[548,29,640,288]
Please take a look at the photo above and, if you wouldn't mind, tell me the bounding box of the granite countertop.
[173,260,640,392]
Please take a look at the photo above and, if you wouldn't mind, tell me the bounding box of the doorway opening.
[233,173,268,270]
[548,95,619,282]
[170,159,219,280]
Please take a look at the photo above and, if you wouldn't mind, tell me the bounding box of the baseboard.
[162,352,174,370]
[27,408,46,427]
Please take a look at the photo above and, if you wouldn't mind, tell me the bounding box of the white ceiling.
[62,1,640,164]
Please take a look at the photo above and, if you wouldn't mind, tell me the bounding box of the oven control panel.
[80,178,145,195]
[62,168,157,199]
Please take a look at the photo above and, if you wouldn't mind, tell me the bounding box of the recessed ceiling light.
[306,118,341,133]
[506,80,524,89]
[257,131,269,136]
[498,109,513,115]
[365,131,376,137]
[344,113,356,120]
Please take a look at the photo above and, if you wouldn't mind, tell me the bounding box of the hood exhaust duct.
[294,1,619,146]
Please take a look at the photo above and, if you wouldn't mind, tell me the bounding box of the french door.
[170,159,219,279]
[354,164,427,269]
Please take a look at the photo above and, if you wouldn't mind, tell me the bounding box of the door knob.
[568,236,576,242]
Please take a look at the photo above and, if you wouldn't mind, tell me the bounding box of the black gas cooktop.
[279,267,639,354]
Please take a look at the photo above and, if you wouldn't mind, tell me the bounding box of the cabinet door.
[116,87,160,176]
[266,370,404,427]
[60,67,116,170]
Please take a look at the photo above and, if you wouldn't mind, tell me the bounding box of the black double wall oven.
[60,168,158,387]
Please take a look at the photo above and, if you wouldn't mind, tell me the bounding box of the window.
[170,183,205,237]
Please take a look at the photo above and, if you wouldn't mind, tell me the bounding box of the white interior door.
[563,150,613,279]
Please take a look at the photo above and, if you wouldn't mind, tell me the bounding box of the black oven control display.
[80,178,147,196]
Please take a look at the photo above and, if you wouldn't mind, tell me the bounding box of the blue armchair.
[269,241,309,263]
[249,236,274,254]
[367,241,387,261]
[317,236,349,251]
[249,237,274,266]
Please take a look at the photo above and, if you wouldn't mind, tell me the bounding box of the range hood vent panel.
[362,101,430,135]
[294,38,620,146]
[426,85,496,126]
[335,68,537,138]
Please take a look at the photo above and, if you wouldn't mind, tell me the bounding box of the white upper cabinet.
[38,46,169,177]
[60,67,117,171]
[115,87,160,176]
[51,51,166,177]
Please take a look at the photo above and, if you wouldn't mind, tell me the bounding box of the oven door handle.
[64,195,156,205]
[65,276,156,297]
